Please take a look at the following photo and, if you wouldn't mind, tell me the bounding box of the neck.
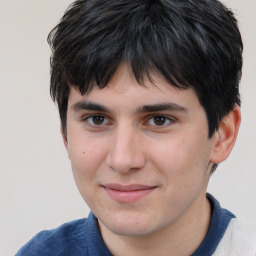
[98,193,211,256]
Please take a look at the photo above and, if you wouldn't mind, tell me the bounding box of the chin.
[99,210,161,237]
[109,222,155,237]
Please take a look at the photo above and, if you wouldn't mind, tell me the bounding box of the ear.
[210,104,241,164]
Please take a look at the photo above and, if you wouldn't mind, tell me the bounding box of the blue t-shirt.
[16,194,235,256]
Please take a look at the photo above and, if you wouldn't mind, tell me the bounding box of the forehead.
[68,64,201,111]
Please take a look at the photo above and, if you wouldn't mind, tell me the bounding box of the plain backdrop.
[0,0,255,255]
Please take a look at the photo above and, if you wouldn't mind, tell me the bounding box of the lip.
[102,184,157,203]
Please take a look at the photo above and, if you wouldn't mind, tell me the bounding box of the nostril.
[106,150,146,174]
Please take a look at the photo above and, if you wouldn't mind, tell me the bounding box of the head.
[47,0,242,243]
[48,0,242,139]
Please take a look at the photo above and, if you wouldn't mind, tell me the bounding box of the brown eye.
[146,115,174,127]
[86,115,108,126]
[92,116,105,125]
[153,116,167,126]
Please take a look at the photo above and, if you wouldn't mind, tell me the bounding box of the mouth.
[102,184,157,203]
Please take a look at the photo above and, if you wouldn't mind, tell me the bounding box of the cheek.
[150,138,191,170]
[67,136,107,183]
[150,136,211,184]
[150,137,212,215]
[68,138,108,208]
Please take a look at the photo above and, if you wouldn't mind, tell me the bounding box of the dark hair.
[48,0,243,139]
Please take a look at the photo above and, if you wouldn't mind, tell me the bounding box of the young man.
[17,0,256,255]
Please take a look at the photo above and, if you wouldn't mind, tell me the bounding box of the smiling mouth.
[102,184,157,203]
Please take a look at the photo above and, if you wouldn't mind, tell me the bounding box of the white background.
[0,0,255,255]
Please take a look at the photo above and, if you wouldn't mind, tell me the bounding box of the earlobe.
[210,104,241,164]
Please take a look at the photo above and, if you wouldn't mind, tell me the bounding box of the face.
[64,65,216,237]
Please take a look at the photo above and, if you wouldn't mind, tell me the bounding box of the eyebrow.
[71,101,110,112]
[71,101,188,114]
[137,103,188,113]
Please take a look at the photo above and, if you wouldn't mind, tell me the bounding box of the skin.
[63,64,241,256]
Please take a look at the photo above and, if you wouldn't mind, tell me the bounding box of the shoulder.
[16,218,88,256]
[213,218,256,256]
[16,212,112,256]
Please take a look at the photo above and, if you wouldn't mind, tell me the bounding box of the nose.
[106,124,146,173]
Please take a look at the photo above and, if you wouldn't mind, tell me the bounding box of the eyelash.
[81,114,112,127]
[145,115,175,128]
[80,114,176,130]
